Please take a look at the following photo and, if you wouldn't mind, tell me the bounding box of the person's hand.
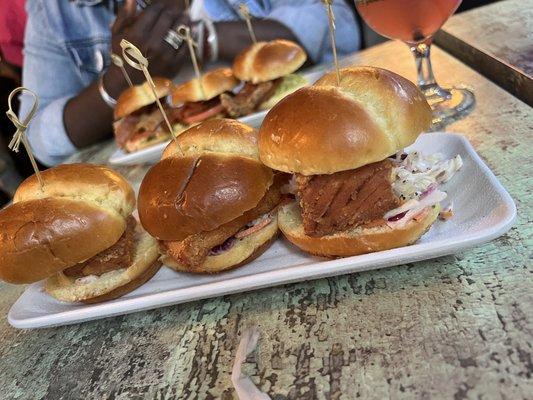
[104,0,189,97]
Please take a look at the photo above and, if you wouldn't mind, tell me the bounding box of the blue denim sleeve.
[265,0,361,64]
[19,0,81,166]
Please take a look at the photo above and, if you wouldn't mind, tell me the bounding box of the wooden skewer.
[120,39,184,155]
[6,87,44,190]
[323,0,341,86]
[176,25,206,98]
[238,4,257,44]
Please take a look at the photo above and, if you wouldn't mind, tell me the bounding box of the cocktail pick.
[322,0,341,86]
[111,53,133,87]
[238,4,257,44]
[120,39,183,155]
[6,87,44,190]
[176,25,205,98]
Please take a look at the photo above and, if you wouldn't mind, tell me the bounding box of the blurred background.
[0,0,503,206]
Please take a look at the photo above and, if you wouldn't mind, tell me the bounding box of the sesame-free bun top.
[233,40,307,84]
[138,154,273,241]
[114,77,173,120]
[162,118,260,160]
[0,164,136,284]
[138,119,273,241]
[171,68,239,105]
[14,163,135,217]
[258,67,432,175]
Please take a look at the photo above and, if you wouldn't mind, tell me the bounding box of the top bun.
[114,77,173,120]
[233,40,307,84]
[171,68,239,105]
[14,163,135,217]
[0,198,126,284]
[162,118,260,160]
[0,164,135,284]
[139,119,272,241]
[258,67,432,175]
[138,154,273,242]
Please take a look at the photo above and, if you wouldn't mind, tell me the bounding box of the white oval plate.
[8,133,516,329]
[108,141,170,166]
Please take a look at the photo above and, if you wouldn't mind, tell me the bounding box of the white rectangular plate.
[108,70,325,166]
[8,133,516,329]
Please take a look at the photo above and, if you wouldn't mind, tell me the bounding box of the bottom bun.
[278,201,439,258]
[45,229,161,303]
[164,214,279,274]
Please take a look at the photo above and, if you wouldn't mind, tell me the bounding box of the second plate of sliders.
[108,68,325,166]
[8,133,516,329]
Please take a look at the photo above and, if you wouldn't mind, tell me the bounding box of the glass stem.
[409,42,451,103]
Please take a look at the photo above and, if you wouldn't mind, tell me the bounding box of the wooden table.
[435,0,533,106]
[1,41,532,399]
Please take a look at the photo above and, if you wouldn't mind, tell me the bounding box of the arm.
[20,0,84,166]
[65,1,188,148]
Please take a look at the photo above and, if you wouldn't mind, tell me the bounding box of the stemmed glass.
[355,0,475,127]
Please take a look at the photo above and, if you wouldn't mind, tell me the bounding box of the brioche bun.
[0,164,142,296]
[171,68,239,105]
[13,163,135,218]
[278,200,439,258]
[164,214,278,274]
[162,118,260,160]
[258,67,432,175]
[114,77,173,120]
[0,198,126,284]
[45,230,161,303]
[138,154,273,242]
[233,40,307,84]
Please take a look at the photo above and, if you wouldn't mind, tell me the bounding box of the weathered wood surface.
[435,0,533,106]
[0,42,532,399]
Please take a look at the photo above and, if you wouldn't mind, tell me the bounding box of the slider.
[0,163,161,302]
[138,118,286,273]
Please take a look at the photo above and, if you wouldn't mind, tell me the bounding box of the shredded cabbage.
[385,150,462,223]
[392,151,462,201]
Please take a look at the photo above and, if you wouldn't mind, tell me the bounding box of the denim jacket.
[20,0,359,166]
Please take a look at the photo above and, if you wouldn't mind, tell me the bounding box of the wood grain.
[0,41,531,399]
[435,0,533,105]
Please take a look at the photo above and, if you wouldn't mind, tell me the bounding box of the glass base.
[426,87,476,130]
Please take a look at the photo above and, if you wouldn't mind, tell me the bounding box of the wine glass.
[356,0,475,127]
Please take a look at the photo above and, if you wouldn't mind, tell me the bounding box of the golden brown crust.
[13,163,135,218]
[114,77,173,120]
[258,67,432,175]
[162,118,260,160]
[170,68,239,104]
[138,153,274,241]
[81,259,161,304]
[278,200,439,257]
[0,198,126,284]
[233,40,307,83]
